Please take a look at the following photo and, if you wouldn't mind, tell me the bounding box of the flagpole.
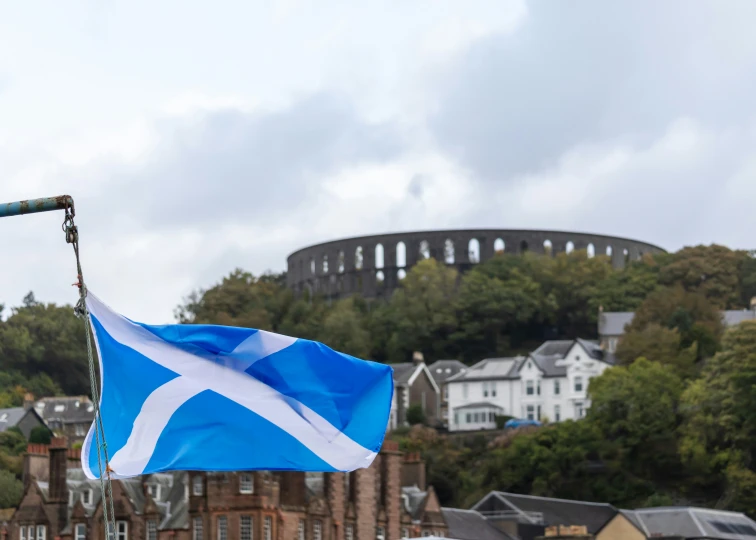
[0,195,74,218]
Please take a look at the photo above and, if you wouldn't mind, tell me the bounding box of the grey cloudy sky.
[2,0,756,323]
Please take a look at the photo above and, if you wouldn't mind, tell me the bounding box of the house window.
[576,402,584,418]
[81,489,92,505]
[21,525,26,540]
[116,522,127,540]
[444,386,448,400]
[466,413,471,423]
[241,517,252,540]
[192,476,203,496]
[346,525,354,540]
[537,405,541,420]
[537,381,541,395]
[37,525,46,540]
[608,338,618,353]
[554,405,561,422]
[297,520,305,540]
[240,474,253,494]
[377,526,386,540]
[27,526,34,540]
[313,520,322,540]
[217,517,227,540]
[526,405,535,421]
[526,380,534,395]
[554,380,561,395]
[264,517,272,540]
[575,355,581,362]
[401,528,409,538]
[483,382,489,397]
[75,424,86,437]
[488,412,494,422]
[147,521,156,540]
[575,377,583,392]
[462,383,468,399]
[454,413,459,425]
[491,382,497,397]
[193,518,203,540]
[147,484,160,499]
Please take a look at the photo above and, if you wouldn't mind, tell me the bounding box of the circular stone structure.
[286,229,666,300]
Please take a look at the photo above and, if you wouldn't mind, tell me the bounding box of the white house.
[446,339,615,432]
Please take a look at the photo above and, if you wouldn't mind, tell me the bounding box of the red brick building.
[8,438,450,540]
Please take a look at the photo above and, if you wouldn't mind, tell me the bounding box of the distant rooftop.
[600,309,756,337]
[427,360,468,384]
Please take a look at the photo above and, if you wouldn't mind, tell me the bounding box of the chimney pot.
[412,351,424,364]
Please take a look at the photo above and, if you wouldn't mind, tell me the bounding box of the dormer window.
[192,475,203,496]
[0,413,7,422]
[575,355,581,362]
[239,474,253,494]
[147,484,161,499]
[81,489,92,505]
[54,404,65,412]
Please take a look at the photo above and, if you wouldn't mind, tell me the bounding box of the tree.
[590,256,661,313]
[29,426,51,445]
[406,404,426,426]
[658,245,749,309]
[318,297,370,358]
[615,323,697,378]
[626,285,723,360]
[383,259,459,362]
[679,320,756,510]
[0,470,22,508]
[587,358,684,482]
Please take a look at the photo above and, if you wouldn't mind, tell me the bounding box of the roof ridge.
[495,491,616,508]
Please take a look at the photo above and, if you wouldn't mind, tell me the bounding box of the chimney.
[277,472,306,507]
[401,452,425,490]
[412,351,424,365]
[48,437,69,503]
[380,441,402,540]
[23,393,34,410]
[750,297,756,312]
[23,443,50,489]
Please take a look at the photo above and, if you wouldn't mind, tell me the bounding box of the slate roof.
[427,360,468,384]
[391,363,419,386]
[34,396,95,425]
[0,407,29,432]
[722,310,756,327]
[598,312,635,336]
[532,341,573,358]
[472,492,617,534]
[402,486,428,519]
[441,508,515,540]
[624,506,756,539]
[526,354,567,378]
[447,357,523,382]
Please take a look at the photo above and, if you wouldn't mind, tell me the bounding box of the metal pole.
[0,195,74,218]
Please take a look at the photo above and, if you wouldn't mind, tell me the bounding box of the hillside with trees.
[1,244,756,512]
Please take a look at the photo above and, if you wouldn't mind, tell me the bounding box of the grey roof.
[441,508,515,540]
[34,396,95,425]
[0,407,29,432]
[576,338,616,365]
[722,310,756,327]
[527,355,567,378]
[626,506,756,539]
[598,312,635,336]
[532,341,573,357]
[447,357,523,382]
[391,363,418,385]
[402,485,428,519]
[453,401,504,411]
[473,492,617,534]
[427,360,469,384]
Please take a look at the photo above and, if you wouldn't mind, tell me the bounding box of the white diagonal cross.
[85,293,376,478]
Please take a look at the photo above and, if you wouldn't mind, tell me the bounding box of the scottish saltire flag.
[81,292,394,479]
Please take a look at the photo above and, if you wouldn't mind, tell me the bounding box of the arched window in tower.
[355,246,364,270]
[338,251,345,273]
[396,242,407,268]
[444,239,455,264]
[468,238,480,263]
[419,240,430,260]
[543,239,553,256]
[623,248,630,264]
[494,238,505,253]
[322,255,329,274]
[587,243,595,258]
[375,243,385,270]
[376,270,385,284]
[520,240,529,252]
[566,241,575,254]
[397,269,407,280]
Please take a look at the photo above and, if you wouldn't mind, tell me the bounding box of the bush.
[406,404,426,426]
[29,426,51,445]
[0,470,23,508]
[494,414,514,429]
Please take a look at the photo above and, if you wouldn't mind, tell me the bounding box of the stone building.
[9,439,451,540]
[27,395,95,448]
[390,353,440,429]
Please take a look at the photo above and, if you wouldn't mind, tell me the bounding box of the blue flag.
[81,292,394,479]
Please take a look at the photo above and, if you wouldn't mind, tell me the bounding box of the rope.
[63,202,117,540]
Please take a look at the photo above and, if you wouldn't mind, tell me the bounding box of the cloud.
[428,0,756,182]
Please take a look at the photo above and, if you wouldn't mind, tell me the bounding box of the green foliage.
[616,323,697,378]
[29,426,51,445]
[0,470,22,508]
[494,415,513,429]
[406,404,426,426]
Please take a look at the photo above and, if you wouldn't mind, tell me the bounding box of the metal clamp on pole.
[0,195,74,219]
